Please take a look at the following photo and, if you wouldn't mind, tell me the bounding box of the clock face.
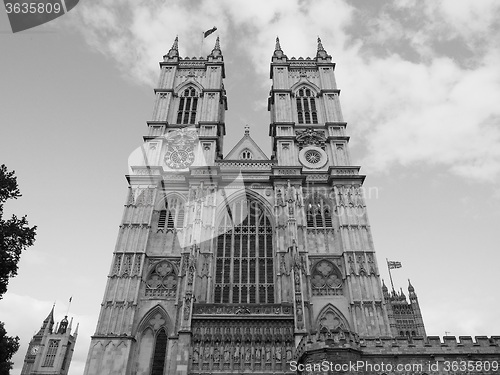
[165,146,194,169]
[30,345,40,355]
[164,145,195,169]
[163,128,198,170]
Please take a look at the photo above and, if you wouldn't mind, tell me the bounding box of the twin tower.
[81,36,428,375]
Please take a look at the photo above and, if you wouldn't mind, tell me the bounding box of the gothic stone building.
[21,306,78,375]
[83,37,500,374]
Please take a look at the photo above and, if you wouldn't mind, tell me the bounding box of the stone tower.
[383,279,426,337]
[267,36,393,340]
[21,306,78,375]
[81,36,454,375]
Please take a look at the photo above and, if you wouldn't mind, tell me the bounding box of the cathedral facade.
[82,37,499,375]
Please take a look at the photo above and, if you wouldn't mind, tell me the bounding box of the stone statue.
[213,347,220,362]
[245,346,251,362]
[275,346,282,361]
[223,346,230,362]
[233,345,240,362]
[265,346,271,362]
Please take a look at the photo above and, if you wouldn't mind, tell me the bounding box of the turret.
[163,36,179,61]
[408,279,426,337]
[382,279,389,298]
[272,36,286,61]
[316,36,331,60]
[57,315,69,334]
[208,36,222,60]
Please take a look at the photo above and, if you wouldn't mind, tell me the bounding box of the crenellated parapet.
[295,334,500,365]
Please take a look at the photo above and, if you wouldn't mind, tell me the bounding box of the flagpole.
[200,31,204,57]
[386,259,395,291]
[66,296,72,316]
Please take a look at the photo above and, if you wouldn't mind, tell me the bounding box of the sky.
[1,0,500,373]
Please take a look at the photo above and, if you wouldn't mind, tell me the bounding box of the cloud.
[68,0,500,180]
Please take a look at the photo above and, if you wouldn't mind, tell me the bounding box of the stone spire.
[275,36,282,52]
[273,36,286,59]
[382,279,389,296]
[400,287,406,300]
[408,279,415,293]
[408,279,418,300]
[316,36,330,59]
[209,36,222,59]
[36,305,55,335]
[164,36,179,59]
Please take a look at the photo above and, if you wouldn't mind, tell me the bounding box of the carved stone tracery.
[295,128,327,149]
[311,260,343,296]
[145,260,178,298]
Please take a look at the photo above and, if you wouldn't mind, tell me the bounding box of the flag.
[204,26,217,38]
[69,296,72,303]
[387,260,402,269]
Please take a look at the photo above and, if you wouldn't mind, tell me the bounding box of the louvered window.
[176,87,198,124]
[158,210,167,228]
[157,197,185,230]
[306,194,333,228]
[296,88,318,124]
[214,198,274,304]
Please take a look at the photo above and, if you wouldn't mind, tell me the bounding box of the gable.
[225,132,268,160]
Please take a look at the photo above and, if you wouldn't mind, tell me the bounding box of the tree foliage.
[0,322,19,375]
[0,164,37,374]
[0,164,37,298]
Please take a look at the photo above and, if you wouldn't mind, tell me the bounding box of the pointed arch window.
[176,87,198,124]
[240,149,253,160]
[214,198,274,304]
[151,329,168,375]
[42,340,59,367]
[296,88,318,124]
[306,194,333,229]
[158,196,185,230]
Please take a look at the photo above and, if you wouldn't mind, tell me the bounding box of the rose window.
[298,146,328,169]
[170,150,189,164]
[305,149,321,164]
[146,260,177,298]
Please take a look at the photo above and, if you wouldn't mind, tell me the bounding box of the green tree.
[0,322,19,375]
[0,164,36,374]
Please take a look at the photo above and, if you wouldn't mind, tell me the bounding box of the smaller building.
[21,306,78,375]
[383,279,426,338]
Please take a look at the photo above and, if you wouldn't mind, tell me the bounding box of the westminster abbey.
[81,37,499,375]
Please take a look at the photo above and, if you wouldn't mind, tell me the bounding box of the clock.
[164,145,195,169]
[30,345,40,355]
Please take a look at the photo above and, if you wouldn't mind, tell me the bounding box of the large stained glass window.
[214,198,274,304]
